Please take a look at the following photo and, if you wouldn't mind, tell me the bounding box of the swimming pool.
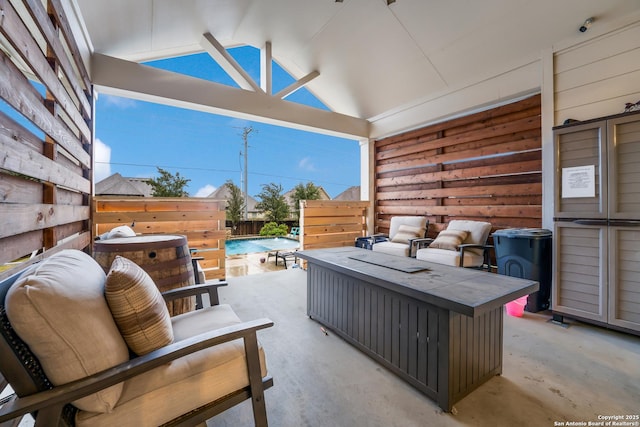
[225,237,300,256]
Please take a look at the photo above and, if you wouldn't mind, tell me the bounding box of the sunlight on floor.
[226,251,300,278]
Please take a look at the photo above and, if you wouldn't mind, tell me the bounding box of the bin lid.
[492,228,552,238]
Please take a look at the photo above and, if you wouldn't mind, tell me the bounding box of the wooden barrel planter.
[94,234,195,315]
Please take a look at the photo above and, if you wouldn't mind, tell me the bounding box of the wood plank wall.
[93,197,227,280]
[375,95,542,238]
[0,0,93,280]
[554,22,640,125]
[300,200,369,250]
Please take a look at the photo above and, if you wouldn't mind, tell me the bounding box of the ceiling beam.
[274,70,321,100]
[261,41,272,95]
[200,32,262,92]
[91,53,369,139]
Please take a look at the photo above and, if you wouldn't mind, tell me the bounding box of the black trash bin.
[492,228,552,312]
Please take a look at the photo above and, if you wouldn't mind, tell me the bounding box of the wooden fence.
[228,220,299,236]
[0,0,93,280]
[374,94,542,237]
[300,200,369,250]
[93,197,226,280]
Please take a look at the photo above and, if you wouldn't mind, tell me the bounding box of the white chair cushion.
[416,247,484,267]
[6,250,129,413]
[372,241,410,257]
[389,216,428,239]
[75,304,268,427]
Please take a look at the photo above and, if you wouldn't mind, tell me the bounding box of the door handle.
[572,219,608,226]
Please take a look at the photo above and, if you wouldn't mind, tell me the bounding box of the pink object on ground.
[505,296,527,317]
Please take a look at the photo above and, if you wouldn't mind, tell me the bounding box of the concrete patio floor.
[226,251,299,277]
[208,268,640,427]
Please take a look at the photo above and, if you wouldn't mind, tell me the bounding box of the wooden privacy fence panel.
[300,200,369,250]
[93,197,226,280]
[375,94,542,236]
[229,220,299,237]
[0,0,93,280]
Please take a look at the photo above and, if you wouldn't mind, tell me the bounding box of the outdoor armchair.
[415,220,493,270]
[371,216,429,257]
[0,250,273,427]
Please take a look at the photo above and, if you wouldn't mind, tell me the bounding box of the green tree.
[291,182,321,221]
[255,183,289,223]
[147,167,190,197]
[225,180,245,235]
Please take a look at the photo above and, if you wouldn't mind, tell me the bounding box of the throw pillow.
[6,250,129,413]
[106,225,136,239]
[105,256,173,356]
[428,229,469,251]
[391,224,425,244]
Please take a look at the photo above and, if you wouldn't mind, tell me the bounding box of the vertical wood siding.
[374,95,542,237]
[448,309,502,403]
[306,263,505,410]
[93,197,227,280]
[307,264,440,399]
[0,0,92,279]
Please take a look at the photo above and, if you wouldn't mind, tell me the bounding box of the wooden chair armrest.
[0,318,273,424]
[162,282,228,307]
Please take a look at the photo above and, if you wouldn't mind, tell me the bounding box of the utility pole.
[240,126,255,220]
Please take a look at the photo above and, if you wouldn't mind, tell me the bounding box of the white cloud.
[298,157,317,171]
[101,94,137,109]
[93,138,111,182]
[193,184,216,198]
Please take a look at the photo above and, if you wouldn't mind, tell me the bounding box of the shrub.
[259,222,288,237]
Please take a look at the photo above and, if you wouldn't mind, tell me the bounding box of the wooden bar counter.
[296,247,539,412]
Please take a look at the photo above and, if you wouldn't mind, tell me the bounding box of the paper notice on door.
[562,165,596,198]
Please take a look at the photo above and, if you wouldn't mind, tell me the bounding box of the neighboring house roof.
[283,186,331,212]
[95,173,154,197]
[207,183,260,212]
[333,186,361,201]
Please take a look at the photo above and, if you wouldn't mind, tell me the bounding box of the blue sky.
[94,46,361,198]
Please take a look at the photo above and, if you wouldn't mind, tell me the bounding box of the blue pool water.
[225,237,300,256]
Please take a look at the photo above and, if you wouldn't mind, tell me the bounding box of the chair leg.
[244,332,268,427]
[34,405,64,427]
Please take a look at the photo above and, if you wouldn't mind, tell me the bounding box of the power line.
[95,161,354,188]
[95,161,239,174]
